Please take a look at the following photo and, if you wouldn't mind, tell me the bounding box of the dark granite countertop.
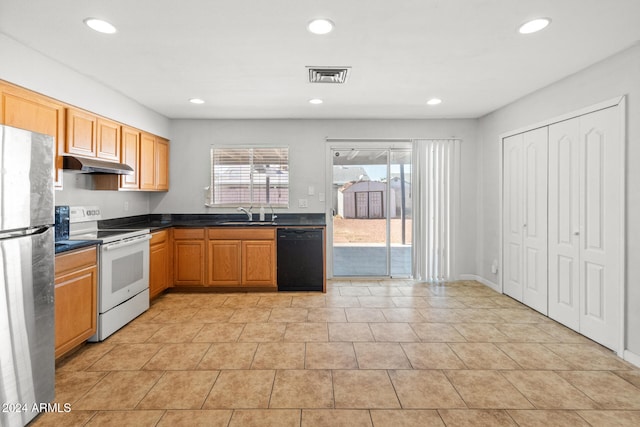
[99,213,326,230]
[54,239,100,254]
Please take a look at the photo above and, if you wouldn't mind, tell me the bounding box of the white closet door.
[503,128,548,312]
[503,134,523,301]
[522,127,548,314]
[578,106,621,350]
[549,105,621,349]
[548,118,581,330]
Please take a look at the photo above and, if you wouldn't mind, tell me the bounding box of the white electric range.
[70,206,151,341]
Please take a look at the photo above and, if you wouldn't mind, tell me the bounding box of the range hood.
[63,155,133,175]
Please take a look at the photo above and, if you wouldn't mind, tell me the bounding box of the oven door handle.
[103,234,152,251]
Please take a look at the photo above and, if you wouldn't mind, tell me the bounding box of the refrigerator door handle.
[0,225,52,241]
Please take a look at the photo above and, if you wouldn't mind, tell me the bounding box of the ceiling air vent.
[307,66,351,84]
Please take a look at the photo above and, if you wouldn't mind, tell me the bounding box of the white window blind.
[210,147,289,207]
[412,139,460,281]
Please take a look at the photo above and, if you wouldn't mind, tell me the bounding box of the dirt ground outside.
[332,217,412,245]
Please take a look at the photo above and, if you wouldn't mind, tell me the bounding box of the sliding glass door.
[390,150,412,276]
[330,147,412,277]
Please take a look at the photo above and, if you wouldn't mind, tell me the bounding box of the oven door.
[99,234,151,313]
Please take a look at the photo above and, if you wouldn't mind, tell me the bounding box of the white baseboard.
[624,349,640,368]
[459,274,500,293]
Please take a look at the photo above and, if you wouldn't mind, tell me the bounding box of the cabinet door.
[66,108,97,157]
[140,132,156,190]
[96,117,120,161]
[156,138,169,191]
[120,126,141,189]
[208,240,241,285]
[174,240,205,285]
[242,240,275,286]
[55,266,97,358]
[150,241,169,298]
[0,83,65,188]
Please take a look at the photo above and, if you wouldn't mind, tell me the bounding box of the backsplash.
[54,172,150,219]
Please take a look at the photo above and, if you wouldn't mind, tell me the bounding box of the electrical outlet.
[318,192,325,202]
[298,199,308,208]
[491,260,498,274]
[124,201,129,211]
[308,186,315,195]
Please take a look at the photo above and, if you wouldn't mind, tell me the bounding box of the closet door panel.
[578,106,621,350]
[548,118,580,330]
[557,255,577,306]
[502,134,523,301]
[522,127,548,314]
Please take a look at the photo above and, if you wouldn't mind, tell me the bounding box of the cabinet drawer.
[173,228,205,240]
[55,246,97,276]
[208,228,275,240]
[150,229,169,245]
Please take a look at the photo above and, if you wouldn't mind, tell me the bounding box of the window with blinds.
[210,147,289,207]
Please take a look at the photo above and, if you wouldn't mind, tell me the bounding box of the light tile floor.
[35,279,640,426]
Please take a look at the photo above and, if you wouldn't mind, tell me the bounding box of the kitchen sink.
[217,221,276,226]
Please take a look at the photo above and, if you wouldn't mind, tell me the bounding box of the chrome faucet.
[237,206,252,221]
[269,204,277,222]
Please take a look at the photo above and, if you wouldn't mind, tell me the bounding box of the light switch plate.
[308,186,315,195]
[318,192,325,202]
[298,199,308,208]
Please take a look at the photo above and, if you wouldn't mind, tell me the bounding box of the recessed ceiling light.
[307,18,334,35]
[518,18,551,34]
[309,98,323,105]
[189,98,205,104]
[427,98,442,106]
[83,18,117,34]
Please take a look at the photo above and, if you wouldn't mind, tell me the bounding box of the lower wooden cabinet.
[171,227,275,289]
[207,228,276,287]
[173,228,206,286]
[149,229,172,298]
[208,240,241,285]
[242,240,276,286]
[54,246,97,359]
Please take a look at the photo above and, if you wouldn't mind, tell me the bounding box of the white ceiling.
[1,0,639,120]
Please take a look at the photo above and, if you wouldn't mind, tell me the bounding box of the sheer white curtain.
[412,139,461,281]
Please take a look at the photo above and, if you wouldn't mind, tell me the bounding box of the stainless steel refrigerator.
[0,125,55,427]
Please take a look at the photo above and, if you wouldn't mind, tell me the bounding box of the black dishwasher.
[277,228,323,291]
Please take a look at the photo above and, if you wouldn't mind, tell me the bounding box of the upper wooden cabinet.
[140,132,169,191]
[120,126,141,189]
[156,138,170,191]
[0,79,169,192]
[0,82,65,188]
[67,108,122,162]
[97,117,120,161]
[66,107,97,157]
